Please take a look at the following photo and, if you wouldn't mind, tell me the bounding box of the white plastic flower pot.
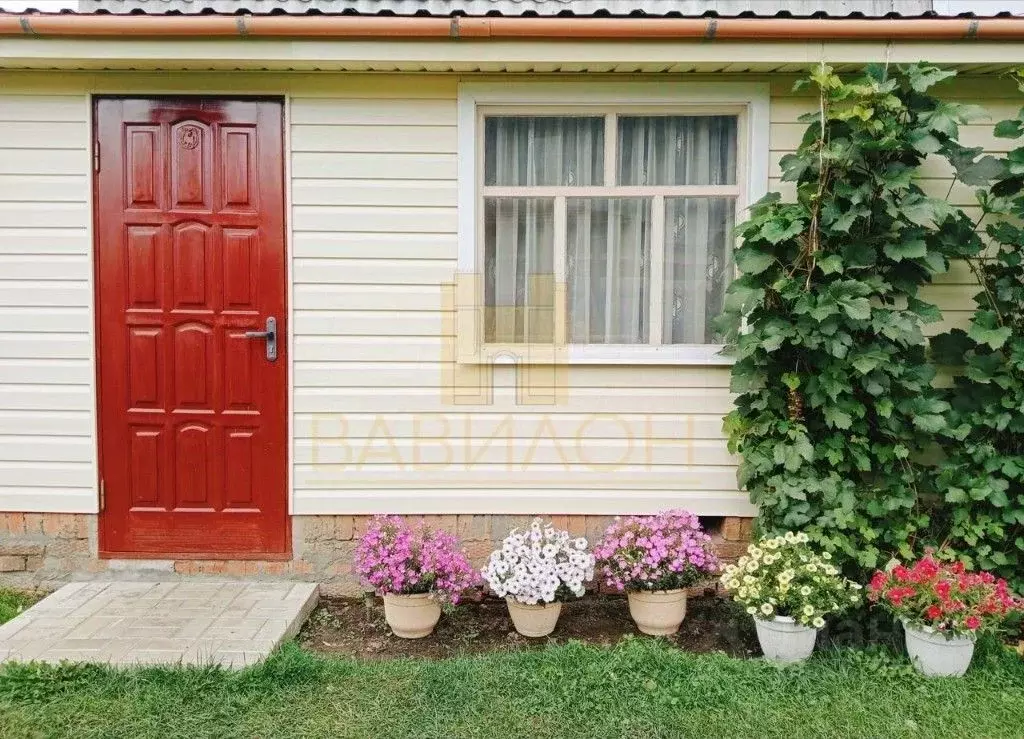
[903,621,976,677]
[755,616,818,663]
[627,589,688,636]
[383,593,442,639]
[506,598,562,637]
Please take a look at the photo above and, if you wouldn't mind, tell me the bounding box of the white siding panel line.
[293,205,457,234]
[0,202,89,229]
[0,385,92,411]
[0,95,87,122]
[0,121,88,149]
[0,410,92,436]
[294,412,730,440]
[0,283,91,308]
[294,284,441,311]
[290,98,456,126]
[0,488,97,514]
[0,174,89,203]
[0,435,93,463]
[0,307,92,333]
[291,124,456,153]
[0,333,91,359]
[0,255,91,281]
[291,179,457,208]
[293,259,456,286]
[0,149,90,176]
[290,152,457,180]
[0,228,89,255]
[0,359,92,384]
[292,489,757,517]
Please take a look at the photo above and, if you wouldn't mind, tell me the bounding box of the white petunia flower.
[482,518,595,605]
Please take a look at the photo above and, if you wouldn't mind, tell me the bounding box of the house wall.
[288,78,751,518]
[0,70,1012,587]
[0,92,96,514]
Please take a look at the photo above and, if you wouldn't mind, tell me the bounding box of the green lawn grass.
[0,589,35,626]
[1,636,1022,739]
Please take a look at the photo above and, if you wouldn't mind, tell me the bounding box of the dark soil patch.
[298,594,761,660]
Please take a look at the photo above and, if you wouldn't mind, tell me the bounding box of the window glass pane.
[485,116,604,186]
[566,198,651,344]
[664,197,735,344]
[484,198,556,343]
[618,115,737,186]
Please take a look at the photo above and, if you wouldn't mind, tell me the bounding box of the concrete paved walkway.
[0,581,318,668]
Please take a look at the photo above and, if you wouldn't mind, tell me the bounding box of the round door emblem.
[179,126,201,150]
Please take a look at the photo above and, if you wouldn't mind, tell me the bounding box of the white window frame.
[457,80,769,366]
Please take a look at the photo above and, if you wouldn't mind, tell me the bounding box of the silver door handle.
[244,316,277,361]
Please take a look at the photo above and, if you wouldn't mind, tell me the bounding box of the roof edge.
[0,14,1021,39]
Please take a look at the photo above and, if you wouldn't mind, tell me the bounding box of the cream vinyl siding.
[289,84,753,516]
[0,93,96,513]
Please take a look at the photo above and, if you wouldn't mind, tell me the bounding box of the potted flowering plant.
[355,514,480,639]
[720,532,862,663]
[594,510,718,636]
[868,553,1023,677]
[482,518,595,637]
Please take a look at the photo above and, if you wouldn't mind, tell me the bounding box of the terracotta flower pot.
[903,621,976,677]
[383,593,441,639]
[506,598,562,637]
[627,589,687,635]
[755,615,818,663]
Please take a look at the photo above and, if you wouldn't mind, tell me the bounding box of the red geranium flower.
[925,604,943,620]
[965,616,981,630]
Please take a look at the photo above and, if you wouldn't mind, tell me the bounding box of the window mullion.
[554,195,568,346]
[603,113,616,186]
[649,195,666,347]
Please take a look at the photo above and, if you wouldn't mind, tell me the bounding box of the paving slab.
[0,581,318,669]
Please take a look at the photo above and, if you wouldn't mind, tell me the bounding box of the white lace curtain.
[484,114,736,344]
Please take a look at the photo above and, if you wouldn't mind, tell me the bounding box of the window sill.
[462,343,734,366]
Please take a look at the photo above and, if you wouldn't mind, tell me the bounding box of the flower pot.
[506,598,562,637]
[383,593,441,639]
[903,621,976,677]
[627,589,687,636]
[755,616,818,663]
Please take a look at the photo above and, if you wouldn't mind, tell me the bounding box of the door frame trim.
[91,94,292,559]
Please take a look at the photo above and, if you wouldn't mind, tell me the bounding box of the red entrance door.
[95,98,288,557]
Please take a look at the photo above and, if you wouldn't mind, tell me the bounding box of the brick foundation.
[0,513,754,596]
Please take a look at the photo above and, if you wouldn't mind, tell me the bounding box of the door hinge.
[99,479,105,511]
[93,141,100,173]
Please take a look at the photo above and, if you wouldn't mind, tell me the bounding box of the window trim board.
[456,80,770,366]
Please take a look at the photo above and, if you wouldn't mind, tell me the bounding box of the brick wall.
[0,513,754,596]
[0,513,97,588]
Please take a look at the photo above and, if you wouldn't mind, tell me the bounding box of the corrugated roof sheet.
[69,1,945,18]
[7,0,1020,16]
